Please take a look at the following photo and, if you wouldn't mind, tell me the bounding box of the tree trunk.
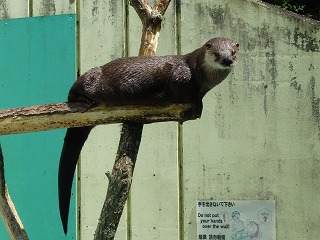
[94,0,172,239]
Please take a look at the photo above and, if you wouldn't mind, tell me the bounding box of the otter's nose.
[222,57,233,66]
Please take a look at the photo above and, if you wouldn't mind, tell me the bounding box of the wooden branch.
[0,1,176,239]
[94,123,143,239]
[129,0,153,24]
[129,0,171,56]
[154,0,171,16]
[94,0,172,239]
[0,145,29,240]
[0,102,195,136]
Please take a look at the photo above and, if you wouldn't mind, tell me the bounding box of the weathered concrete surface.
[182,0,320,239]
[1,0,319,239]
[73,0,320,239]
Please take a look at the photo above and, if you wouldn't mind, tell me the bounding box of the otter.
[59,37,239,234]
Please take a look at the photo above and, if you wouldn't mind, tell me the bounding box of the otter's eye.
[235,43,240,49]
[206,42,212,49]
[214,52,220,59]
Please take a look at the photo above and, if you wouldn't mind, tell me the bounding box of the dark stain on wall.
[310,77,320,139]
[91,0,118,23]
[92,0,99,22]
[238,19,256,51]
[290,77,302,92]
[293,28,320,52]
[195,3,227,33]
[40,0,56,16]
[108,0,117,17]
[0,0,9,19]
[208,5,226,31]
[259,25,274,49]
[265,50,278,90]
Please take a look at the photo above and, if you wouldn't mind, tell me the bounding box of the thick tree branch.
[94,0,172,239]
[154,0,171,15]
[0,145,29,240]
[94,123,143,239]
[129,0,171,56]
[0,102,195,136]
[129,0,153,24]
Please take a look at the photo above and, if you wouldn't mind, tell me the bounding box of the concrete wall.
[181,1,320,239]
[80,1,320,239]
[1,0,319,239]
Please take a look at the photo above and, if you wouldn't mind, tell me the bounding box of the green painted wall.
[0,14,76,239]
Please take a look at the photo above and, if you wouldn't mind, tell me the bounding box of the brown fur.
[58,37,239,234]
[68,38,239,113]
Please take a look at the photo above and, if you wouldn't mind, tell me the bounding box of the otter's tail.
[58,126,93,234]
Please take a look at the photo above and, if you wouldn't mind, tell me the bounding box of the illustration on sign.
[197,200,276,240]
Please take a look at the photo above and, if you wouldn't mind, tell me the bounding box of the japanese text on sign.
[197,200,276,240]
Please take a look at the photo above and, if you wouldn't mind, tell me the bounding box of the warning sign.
[196,200,276,240]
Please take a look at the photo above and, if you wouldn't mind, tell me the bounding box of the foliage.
[280,1,304,14]
[262,0,320,20]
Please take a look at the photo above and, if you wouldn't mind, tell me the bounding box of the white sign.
[197,200,276,240]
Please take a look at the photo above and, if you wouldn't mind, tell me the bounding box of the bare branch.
[0,102,195,136]
[0,145,29,240]
[0,146,5,197]
[94,0,172,239]
[94,123,143,240]
[154,0,171,15]
[129,0,172,56]
[129,0,152,24]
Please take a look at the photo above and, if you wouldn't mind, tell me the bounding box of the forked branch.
[0,145,29,240]
[94,0,172,239]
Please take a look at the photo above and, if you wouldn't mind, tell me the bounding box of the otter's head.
[198,38,239,96]
[204,37,239,70]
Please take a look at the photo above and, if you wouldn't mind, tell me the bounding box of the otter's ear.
[206,42,212,49]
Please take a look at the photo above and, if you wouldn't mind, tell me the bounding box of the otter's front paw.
[181,103,203,120]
